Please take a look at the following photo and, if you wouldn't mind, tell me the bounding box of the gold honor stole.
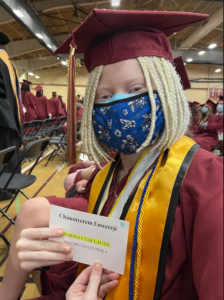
[78,136,199,300]
[0,51,21,123]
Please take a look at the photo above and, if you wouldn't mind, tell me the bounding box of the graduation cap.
[22,80,32,85]
[0,32,10,45]
[55,9,208,90]
[206,99,217,113]
[189,101,200,108]
[58,95,63,98]
[34,85,43,92]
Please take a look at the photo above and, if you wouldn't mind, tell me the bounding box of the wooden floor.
[0,152,71,299]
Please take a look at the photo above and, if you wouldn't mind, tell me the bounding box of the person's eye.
[95,94,112,103]
[129,86,145,94]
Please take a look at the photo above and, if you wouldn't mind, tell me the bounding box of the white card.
[79,153,89,161]
[49,205,130,274]
[218,132,223,141]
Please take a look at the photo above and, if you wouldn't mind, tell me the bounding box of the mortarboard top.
[34,85,43,92]
[0,32,10,45]
[189,101,200,108]
[206,99,217,113]
[22,80,32,85]
[55,9,208,90]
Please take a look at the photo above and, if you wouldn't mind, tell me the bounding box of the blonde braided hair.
[81,56,191,165]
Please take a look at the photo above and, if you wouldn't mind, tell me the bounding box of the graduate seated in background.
[0,10,223,300]
[34,85,52,120]
[189,102,201,134]
[21,80,38,122]
[194,98,223,153]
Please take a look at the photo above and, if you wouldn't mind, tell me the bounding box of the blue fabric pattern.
[93,92,165,155]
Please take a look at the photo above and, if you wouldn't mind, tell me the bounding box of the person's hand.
[49,113,52,119]
[76,141,83,152]
[83,160,95,168]
[76,179,88,193]
[66,263,119,300]
[16,228,73,272]
[81,165,96,180]
[202,122,208,130]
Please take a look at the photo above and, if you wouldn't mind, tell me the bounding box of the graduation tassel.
[67,45,77,165]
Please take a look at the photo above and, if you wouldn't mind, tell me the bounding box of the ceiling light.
[36,33,43,39]
[61,61,67,66]
[215,69,222,73]
[111,0,120,6]
[13,10,24,18]
[28,72,34,76]
[198,51,205,55]
[35,75,40,79]
[57,57,60,60]
[47,44,52,49]
[186,58,193,62]
[184,63,186,65]
[208,43,217,49]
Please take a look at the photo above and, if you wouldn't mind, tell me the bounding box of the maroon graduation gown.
[22,91,37,122]
[48,98,64,119]
[194,114,223,151]
[29,148,223,300]
[35,96,49,120]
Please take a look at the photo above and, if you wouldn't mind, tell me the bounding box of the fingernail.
[57,230,63,236]
[65,246,70,252]
[94,263,102,272]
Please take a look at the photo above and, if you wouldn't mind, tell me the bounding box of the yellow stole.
[78,136,199,300]
[0,51,21,123]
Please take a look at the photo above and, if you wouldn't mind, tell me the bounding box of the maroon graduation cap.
[22,80,32,85]
[206,99,217,113]
[55,9,208,90]
[34,85,43,92]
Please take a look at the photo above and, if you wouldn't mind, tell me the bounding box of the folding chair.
[45,133,67,166]
[0,146,17,266]
[0,138,50,223]
[22,120,43,146]
[21,122,29,136]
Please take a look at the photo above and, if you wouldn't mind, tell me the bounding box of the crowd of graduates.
[20,80,67,122]
[189,95,223,154]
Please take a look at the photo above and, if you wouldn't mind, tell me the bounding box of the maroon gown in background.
[21,91,37,122]
[28,147,223,300]
[48,97,64,119]
[35,95,50,120]
[61,103,67,117]
[189,116,200,134]
[194,114,223,151]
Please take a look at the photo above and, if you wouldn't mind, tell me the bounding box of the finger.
[85,263,102,296]
[71,266,93,286]
[18,250,73,262]
[20,228,64,240]
[16,239,72,254]
[20,260,65,272]
[101,272,120,285]
[98,279,119,298]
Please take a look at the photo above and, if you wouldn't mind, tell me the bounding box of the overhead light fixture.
[61,61,67,66]
[13,10,24,18]
[35,75,40,79]
[111,0,120,6]
[57,57,60,60]
[36,33,43,39]
[186,58,193,62]
[208,43,217,49]
[47,44,52,49]
[198,51,205,55]
[28,72,34,76]
[215,69,222,73]
[184,63,186,65]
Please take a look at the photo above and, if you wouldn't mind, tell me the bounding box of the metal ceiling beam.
[0,0,59,53]
[178,8,223,49]
[5,34,68,59]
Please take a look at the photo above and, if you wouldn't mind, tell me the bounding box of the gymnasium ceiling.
[0,0,223,76]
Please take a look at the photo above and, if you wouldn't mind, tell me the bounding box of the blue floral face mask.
[92,92,165,155]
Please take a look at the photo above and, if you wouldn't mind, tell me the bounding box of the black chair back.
[0,146,16,176]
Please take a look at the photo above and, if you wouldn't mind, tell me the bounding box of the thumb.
[85,263,102,297]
